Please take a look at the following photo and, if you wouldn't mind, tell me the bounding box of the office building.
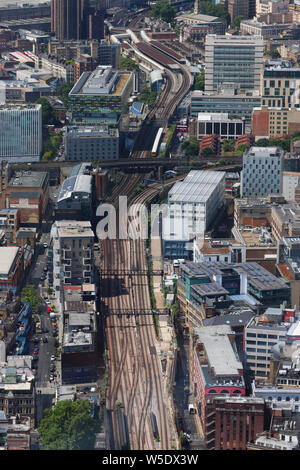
[190,88,261,122]
[205,396,265,450]
[228,0,249,23]
[0,105,42,163]
[271,202,300,241]
[177,261,290,328]
[240,19,292,38]
[163,170,225,259]
[97,39,120,68]
[205,35,264,93]
[51,0,85,41]
[244,317,288,378]
[251,106,300,138]
[241,146,284,197]
[50,220,94,293]
[196,112,246,140]
[65,125,119,161]
[69,65,133,123]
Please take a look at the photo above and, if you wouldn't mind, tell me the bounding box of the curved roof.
[149,70,163,84]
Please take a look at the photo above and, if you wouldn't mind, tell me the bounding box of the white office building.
[162,170,225,258]
[205,35,264,93]
[196,112,246,140]
[241,146,284,197]
[0,104,42,163]
[50,220,94,294]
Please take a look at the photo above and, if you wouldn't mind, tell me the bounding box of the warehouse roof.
[168,170,225,204]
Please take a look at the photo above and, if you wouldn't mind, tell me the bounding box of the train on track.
[150,411,159,441]
[151,127,164,157]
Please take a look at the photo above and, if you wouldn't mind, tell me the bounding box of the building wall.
[241,150,283,197]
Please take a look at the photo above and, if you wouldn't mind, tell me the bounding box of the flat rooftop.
[168,170,225,204]
[53,220,94,239]
[8,171,47,189]
[194,324,243,376]
[0,247,19,275]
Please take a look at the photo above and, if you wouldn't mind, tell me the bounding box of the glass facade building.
[0,104,42,162]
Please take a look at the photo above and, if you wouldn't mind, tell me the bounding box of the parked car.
[33,337,39,344]
[43,243,48,248]
[40,273,46,281]
[42,327,48,333]
[43,266,48,272]
[42,337,48,343]
[49,374,54,382]
[50,355,55,361]
[50,364,55,372]
[33,350,38,356]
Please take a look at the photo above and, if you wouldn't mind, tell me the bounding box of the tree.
[256,138,270,147]
[236,144,250,153]
[35,98,54,125]
[120,57,139,70]
[151,0,176,23]
[21,285,42,313]
[38,400,100,450]
[201,147,213,156]
[199,1,230,24]
[194,70,205,91]
[183,137,199,156]
[231,15,244,29]
[56,81,74,109]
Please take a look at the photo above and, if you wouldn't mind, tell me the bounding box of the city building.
[240,19,294,39]
[241,146,284,197]
[61,284,98,384]
[271,202,300,241]
[51,0,85,41]
[205,396,265,450]
[234,194,286,228]
[0,104,42,163]
[49,220,94,293]
[163,170,225,259]
[244,312,289,378]
[0,354,35,427]
[190,88,261,123]
[5,170,49,221]
[177,261,290,329]
[64,125,119,161]
[69,65,133,123]
[0,209,19,244]
[0,247,24,292]
[227,0,249,23]
[191,324,245,429]
[204,35,264,93]
[251,106,300,138]
[74,55,97,83]
[97,39,120,68]
[181,22,226,41]
[196,112,246,140]
[55,163,94,220]
[261,62,300,109]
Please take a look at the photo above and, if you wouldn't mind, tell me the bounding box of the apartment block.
[241,146,284,197]
[49,220,94,293]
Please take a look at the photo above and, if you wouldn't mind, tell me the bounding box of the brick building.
[205,396,265,450]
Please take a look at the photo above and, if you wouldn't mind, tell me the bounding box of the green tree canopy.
[236,143,250,153]
[21,285,42,313]
[183,136,199,156]
[56,81,74,109]
[201,147,214,156]
[35,97,54,125]
[120,57,139,70]
[199,1,230,24]
[151,0,176,23]
[38,400,100,450]
[194,70,205,91]
[231,15,244,29]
